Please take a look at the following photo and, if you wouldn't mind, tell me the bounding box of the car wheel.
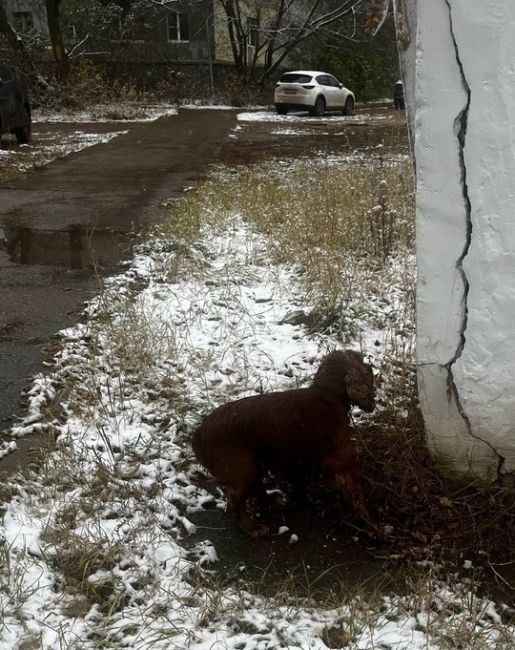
[310,96,326,117]
[13,108,31,144]
[343,97,354,116]
[276,105,288,115]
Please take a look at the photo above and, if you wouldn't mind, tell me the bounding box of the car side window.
[316,75,329,86]
[328,76,340,88]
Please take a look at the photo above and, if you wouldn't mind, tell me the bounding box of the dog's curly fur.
[192,350,375,537]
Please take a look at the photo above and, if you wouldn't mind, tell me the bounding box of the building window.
[167,11,190,42]
[13,11,34,33]
[247,16,259,47]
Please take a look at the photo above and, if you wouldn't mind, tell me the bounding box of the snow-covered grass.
[1,104,177,181]
[237,110,396,124]
[0,129,127,180]
[187,156,416,413]
[34,104,178,124]
[0,147,514,648]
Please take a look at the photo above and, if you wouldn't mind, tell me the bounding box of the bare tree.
[215,0,366,81]
[94,0,366,83]
[0,1,49,88]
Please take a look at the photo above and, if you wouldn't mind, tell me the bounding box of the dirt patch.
[219,107,409,166]
[188,506,394,599]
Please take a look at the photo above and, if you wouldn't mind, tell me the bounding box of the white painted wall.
[415,0,515,480]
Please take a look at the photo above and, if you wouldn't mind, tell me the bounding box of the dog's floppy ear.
[314,349,375,412]
[312,351,346,396]
[345,363,375,412]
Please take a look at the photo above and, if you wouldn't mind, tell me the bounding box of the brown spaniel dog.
[192,350,375,537]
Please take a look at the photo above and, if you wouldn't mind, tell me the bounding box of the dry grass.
[2,137,514,647]
[158,157,415,335]
[202,157,414,276]
[157,156,416,414]
[356,411,515,565]
[0,163,21,183]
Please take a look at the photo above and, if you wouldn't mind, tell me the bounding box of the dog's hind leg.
[221,449,270,538]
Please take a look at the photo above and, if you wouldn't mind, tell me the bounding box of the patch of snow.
[0,440,17,459]
[34,105,177,124]
[270,128,306,135]
[237,110,394,124]
[180,103,236,110]
[0,129,126,175]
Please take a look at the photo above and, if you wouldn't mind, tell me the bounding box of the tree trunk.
[219,0,244,76]
[263,0,285,73]
[392,0,416,162]
[45,0,69,80]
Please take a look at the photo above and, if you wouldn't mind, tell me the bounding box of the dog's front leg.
[323,442,370,522]
[226,488,270,539]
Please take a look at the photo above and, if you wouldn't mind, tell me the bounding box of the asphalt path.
[0,108,235,471]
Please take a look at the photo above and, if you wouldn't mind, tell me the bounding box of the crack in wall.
[443,0,505,478]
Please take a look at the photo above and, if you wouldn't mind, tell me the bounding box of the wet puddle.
[0,221,138,471]
[0,223,135,271]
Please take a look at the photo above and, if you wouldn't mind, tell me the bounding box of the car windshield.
[279,73,313,84]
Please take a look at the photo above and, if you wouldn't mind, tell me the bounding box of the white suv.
[274,70,355,117]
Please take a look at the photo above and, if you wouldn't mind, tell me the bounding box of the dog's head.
[312,350,375,412]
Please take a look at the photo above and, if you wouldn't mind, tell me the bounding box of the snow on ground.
[0,114,512,647]
[181,103,238,111]
[237,110,395,124]
[33,104,178,123]
[270,127,329,136]
[0,206,512,647]
[0,129,128,177]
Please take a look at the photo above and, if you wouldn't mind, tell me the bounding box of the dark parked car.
[0,63,31,143]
